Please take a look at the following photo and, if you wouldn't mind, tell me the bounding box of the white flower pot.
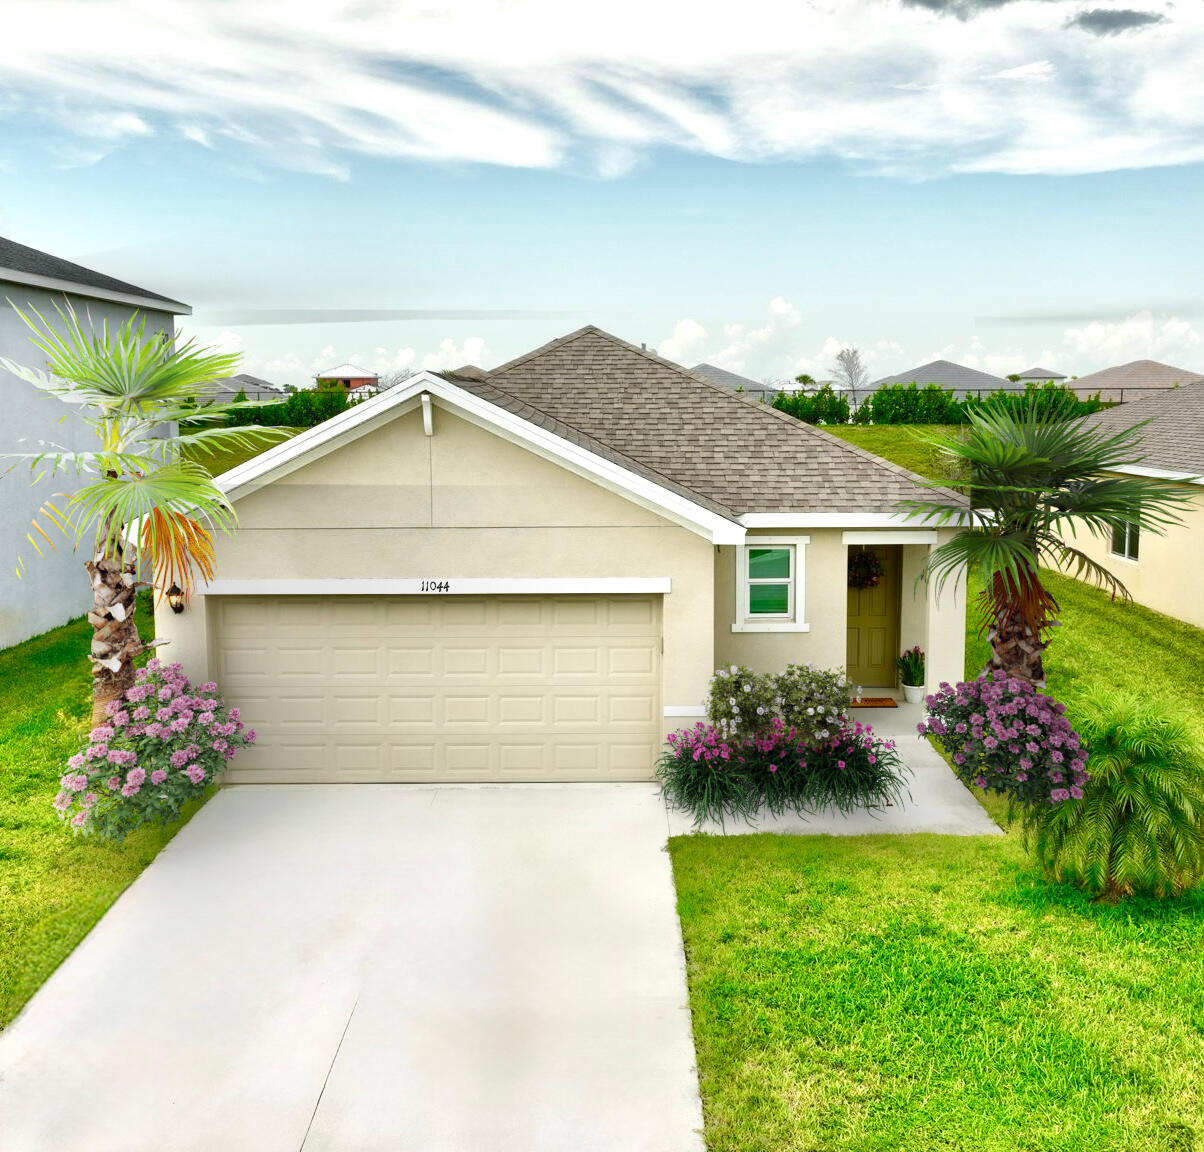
[902,684,925,705]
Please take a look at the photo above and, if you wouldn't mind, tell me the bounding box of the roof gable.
[316,362,379,379]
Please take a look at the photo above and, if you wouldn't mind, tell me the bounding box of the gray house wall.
[0,287,176,648]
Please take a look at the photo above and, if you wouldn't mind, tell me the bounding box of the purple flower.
[1050,788,1070,803]
[150,769,167,785]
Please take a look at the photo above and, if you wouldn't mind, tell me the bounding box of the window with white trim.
[1110,521,1139,560]
[733,537,810,632]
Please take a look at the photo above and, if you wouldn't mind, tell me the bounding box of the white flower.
[743,684,752,692]
[807,707,815,716]
[729,697,737,706]
[817,705,825,713]
[756,706,766,715]
[730,665,738,674]
[716,669,728,679]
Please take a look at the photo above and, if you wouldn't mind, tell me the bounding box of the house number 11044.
[420,580,451,592]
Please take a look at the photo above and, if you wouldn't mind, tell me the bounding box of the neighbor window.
[733,538,810,632]
[1111,522,1139,560]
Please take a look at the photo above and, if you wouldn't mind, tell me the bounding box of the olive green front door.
[846,545,901,688]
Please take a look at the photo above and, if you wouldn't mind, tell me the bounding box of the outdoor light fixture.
[167,584,185,614]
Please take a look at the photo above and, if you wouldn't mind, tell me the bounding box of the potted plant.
[896,646,925,704]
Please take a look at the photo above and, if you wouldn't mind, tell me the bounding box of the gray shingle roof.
[1015,366,1066,381]
[870,359,1016,398]
[199,373,287,404]
[0,235,189,312]
[1068,359,1204,403]
[447,326,964,517]
[690,362,779,402]
[1086,381,1204,475]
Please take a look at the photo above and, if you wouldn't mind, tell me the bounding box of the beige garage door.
[212,595,663,783]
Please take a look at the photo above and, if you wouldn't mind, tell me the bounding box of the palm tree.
[1,304,286,725]
[897,398,1194,686]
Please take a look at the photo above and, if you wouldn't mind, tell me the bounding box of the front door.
[846,545,901,688]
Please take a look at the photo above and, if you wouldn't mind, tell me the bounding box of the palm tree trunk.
[980,566,1056,687]
[982,611,1050,687]
[85,544,143,729]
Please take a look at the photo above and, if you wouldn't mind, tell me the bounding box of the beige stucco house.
[158,327,967,783]
[1062,382,1204,628]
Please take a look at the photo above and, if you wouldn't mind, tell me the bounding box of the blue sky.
[1,0,1201,386]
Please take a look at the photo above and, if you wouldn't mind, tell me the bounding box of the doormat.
[849,697,898,708]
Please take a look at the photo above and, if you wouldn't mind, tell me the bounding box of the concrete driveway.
[0,785,705,1152]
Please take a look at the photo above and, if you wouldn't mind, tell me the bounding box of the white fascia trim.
[843,530,939,545]
[1113,464,1204,486]
[1,268,190,315]
[217,371,746,545]
[664,705,707,717]
[741,512,963,528]
[200,577,672,597]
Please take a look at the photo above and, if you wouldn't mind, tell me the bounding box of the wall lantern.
[167,584,185,614]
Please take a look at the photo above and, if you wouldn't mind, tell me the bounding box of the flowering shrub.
[774,663,854,745]
[657,717,908,827]
[896,646,925,687]
[706,665,779,740]
[918,673,1088,808]
[53,660,256,843]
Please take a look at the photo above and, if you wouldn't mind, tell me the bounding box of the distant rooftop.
[870,359,1016,398]
[315,363,380,380]
[690,362,779,401]
[198,373,286,404]
[0,235,190,314]
[1068,359,1204,402]
[1014,366,1066,381]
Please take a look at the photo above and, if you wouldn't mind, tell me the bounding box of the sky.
[1,0,1202,388]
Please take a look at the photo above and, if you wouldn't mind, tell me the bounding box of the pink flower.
[837,760,845,769]
[198,712,215,727]
[82,792,98,807]
[90,725,114,743]
[67,753,85,770]
[107,775,121,791]
[71,811,88,828]
[150,769,167,785]
[121,782,141,797]
[126,767,146,787]
[133,706,151,721]
[200,682,217,693]
[52,791,72,812]
[184,764,206,785]
[169,749,190,768]
[158,687,173,702]
[228,707,241,722]
[64,773,89,792]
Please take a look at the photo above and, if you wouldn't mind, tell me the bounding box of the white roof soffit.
[740,512,966,528]
[1114,464,1204,486]
[215,371,746,545]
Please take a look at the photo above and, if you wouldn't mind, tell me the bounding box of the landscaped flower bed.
[658,663,908,826]
[54,660,255,843]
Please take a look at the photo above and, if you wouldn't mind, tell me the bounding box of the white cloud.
[658,318,708,364]
[1062,310,1203,369]
[0,0,1199,179]
[421,337,489,370]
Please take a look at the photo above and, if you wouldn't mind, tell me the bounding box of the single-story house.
[690,362,780,404]
[1013,366,1066,384]
[869,359,1018,401]
[315,362,380,394]
[1063,359,1204,404]
[0,235,189,648]
[1061,382,1204,628]
[199,372,287,405]
[159,327,968,783]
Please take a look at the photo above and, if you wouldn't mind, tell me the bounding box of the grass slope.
[671,833,1204,1152]
[184,429,296,478]
[825,425,968,486]
[0,597,203,1029]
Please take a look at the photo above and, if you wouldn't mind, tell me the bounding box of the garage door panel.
[215,595,661,783]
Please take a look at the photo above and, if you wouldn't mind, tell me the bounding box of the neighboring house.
[1061,382,1204,629]
[314,362,380,394]
[1064,359,1204,404]
[199,372,287,405]
[1013,366,1066,384]
[869,360,1016,400]
[0,236,189,648]
[690,362,779,404]
[160,326,968,784]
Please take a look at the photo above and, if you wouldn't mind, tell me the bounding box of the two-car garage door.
[212,595,663,783]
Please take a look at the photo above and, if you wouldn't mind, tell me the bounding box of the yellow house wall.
[1061,480,1204,629]
[155,406,716,737]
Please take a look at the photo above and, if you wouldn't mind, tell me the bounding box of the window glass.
[1111,524,1126,555]
[748,547,791,580]
[1128,524,1139,559]
[749,583,790,615]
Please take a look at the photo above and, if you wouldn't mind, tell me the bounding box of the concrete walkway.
[664,702,1003,837]
[0,785,705,1152]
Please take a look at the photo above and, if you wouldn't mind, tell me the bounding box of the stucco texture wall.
[716,529,965,692]
[0,286,175,648]
[1061,481,1204,629]
[157,404,716,733]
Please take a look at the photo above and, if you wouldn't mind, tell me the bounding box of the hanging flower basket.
[848,550,884,590]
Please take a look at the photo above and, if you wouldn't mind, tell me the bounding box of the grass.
[825,424,968,487]
[184,428,297,477]
[0,595,206,1030]
[671,523,1204,1150]
[964,568,1204,744]
[670,833,1204,1152]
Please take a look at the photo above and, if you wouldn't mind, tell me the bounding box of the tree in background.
[898,400,1193,685]
[0,306,286,724]
[773,383,850,425]
[832,347,868,394]
[378,367,416,390]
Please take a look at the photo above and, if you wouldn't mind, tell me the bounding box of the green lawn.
[0,597,205,1029]
[671,833,1204,1152]
[825,424,968,487]
[672,545,1204,1149]
[185,428,297,477]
